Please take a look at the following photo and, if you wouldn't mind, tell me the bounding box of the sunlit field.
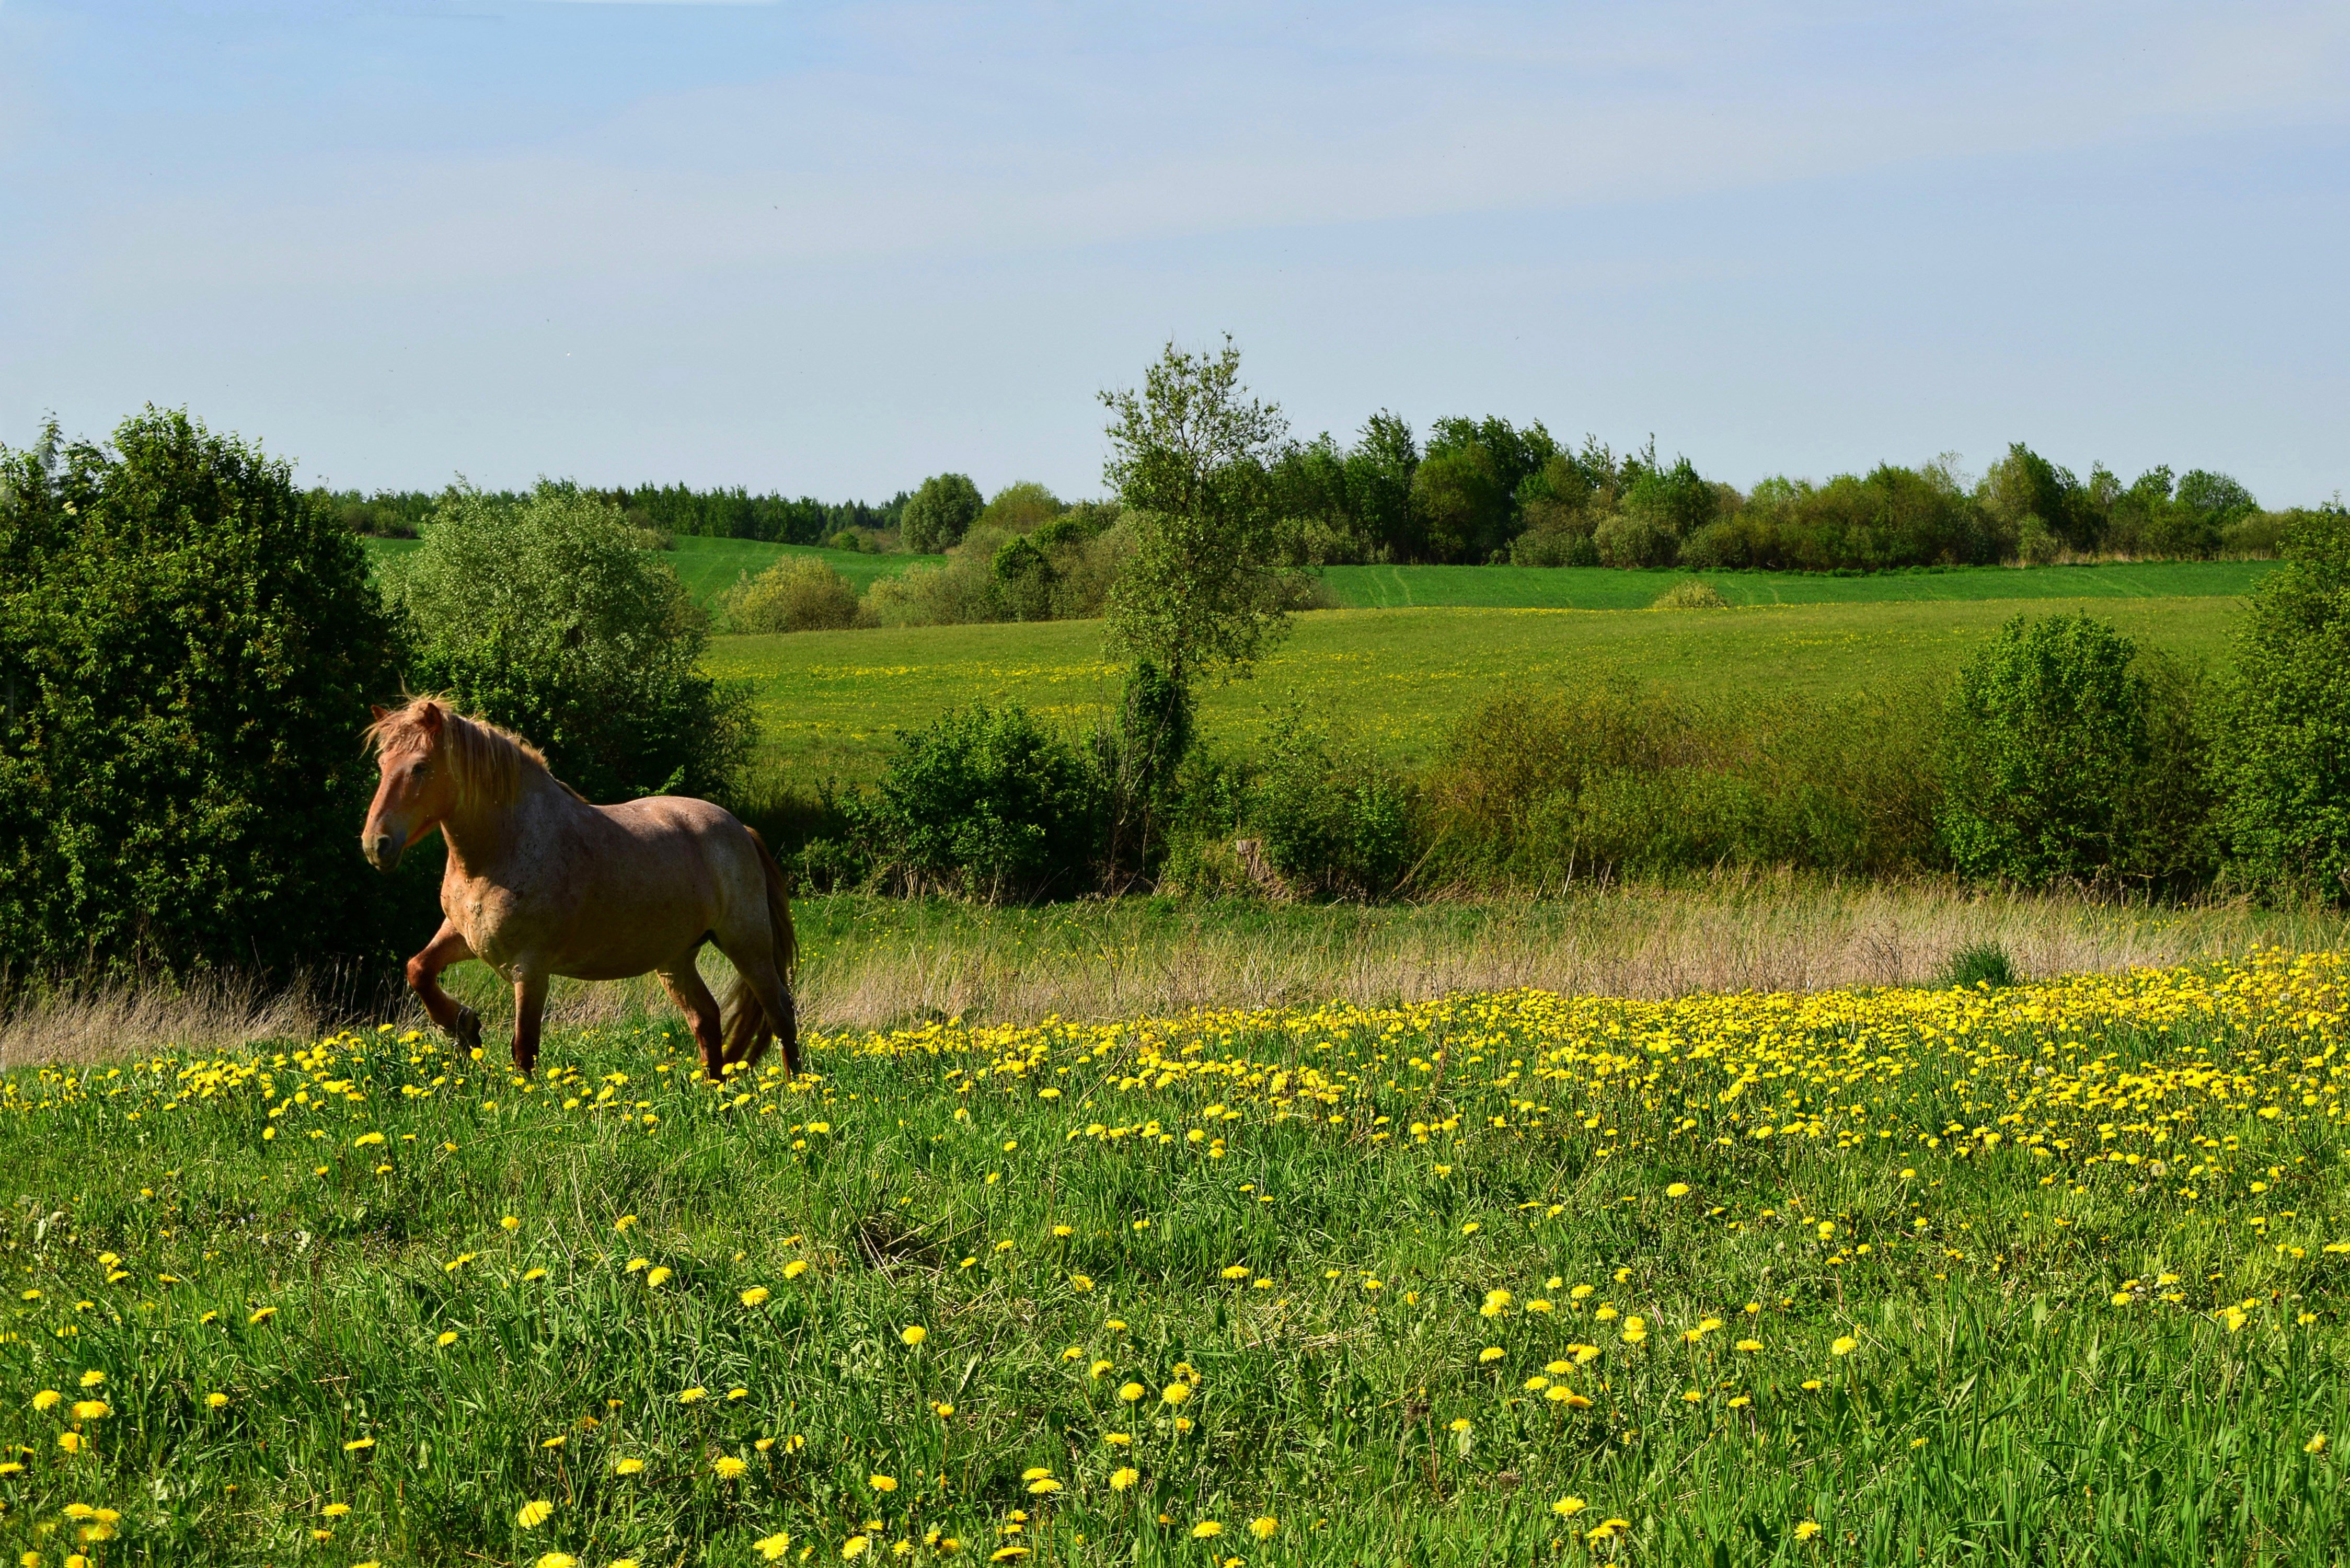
[707,595,2252,784]
[3,953,2347,1564]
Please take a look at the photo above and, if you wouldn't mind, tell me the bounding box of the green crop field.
[1320,559,2279,610]
[709,594,2254,786]
[363,536,938,609]
[4,953,2345,1564]
[364,534,2272,618]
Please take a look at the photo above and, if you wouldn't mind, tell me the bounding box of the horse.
[358,696,799,1081]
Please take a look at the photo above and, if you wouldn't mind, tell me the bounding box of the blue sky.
[2,2,2344,503]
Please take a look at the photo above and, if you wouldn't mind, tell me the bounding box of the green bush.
[1417,679,1943,886]
[1936,612,2213,889]
[2216,504,2350,901]
[858,703,1101,900]
[1942,943,2019,988]
[388,482,753,803]
[1245,714,1417,898]
[0,410,409,979]
[719,556,864,633]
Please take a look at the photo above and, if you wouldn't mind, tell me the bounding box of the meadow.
[709,595,2253,786]
[3,949,2346,1565]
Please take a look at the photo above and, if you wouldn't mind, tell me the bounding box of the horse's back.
[498,792,768,979]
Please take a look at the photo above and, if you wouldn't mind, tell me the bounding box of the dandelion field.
[3,953,2348,1565]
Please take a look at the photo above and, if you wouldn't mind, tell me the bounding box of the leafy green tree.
[1347,411,1421,560]
[2216,504,2350,900]
[900,472,985,554]
[0,410,407,978]
[980,481,1065,533]
[1412,416,1557,562]
[1100,337,1299,689]
[389,482,752,803]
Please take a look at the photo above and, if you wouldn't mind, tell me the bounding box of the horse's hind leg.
[654,956,728,1082]
[406,921,482,1052]
[717,943,798,1079]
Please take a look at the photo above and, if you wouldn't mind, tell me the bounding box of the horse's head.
[361,699,458,872]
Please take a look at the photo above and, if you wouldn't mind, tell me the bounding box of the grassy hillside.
[3,954,2344,1563]
[708,595,2252,785]
[363,534,939,609]
[1320,558,2277,609]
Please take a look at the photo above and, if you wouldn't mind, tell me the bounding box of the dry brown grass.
[0,971,335,1071]
[779,881,2347,1031]
[11,880,2343,1065]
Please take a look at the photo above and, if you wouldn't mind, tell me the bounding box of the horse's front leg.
[406,921,482,1051]
[511,970,549,1077]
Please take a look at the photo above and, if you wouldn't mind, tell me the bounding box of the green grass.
[709,595,2253,785]
[362,535,938,611]
[2,953,2345,1564]
[1320,559,2279,610]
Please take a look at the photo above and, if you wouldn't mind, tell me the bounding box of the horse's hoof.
[451,1006,482,1051]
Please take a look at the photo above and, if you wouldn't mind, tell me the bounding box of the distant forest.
[324,414,2326,572]
[324,482,909,549]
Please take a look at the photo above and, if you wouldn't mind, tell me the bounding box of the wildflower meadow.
[3,952,2347,1565]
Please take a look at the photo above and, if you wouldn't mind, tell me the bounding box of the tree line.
[326,482,912,550]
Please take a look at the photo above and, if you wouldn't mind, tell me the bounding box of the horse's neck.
[440,771,580,877]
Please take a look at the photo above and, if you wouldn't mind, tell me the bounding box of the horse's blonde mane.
[364,696,555,811]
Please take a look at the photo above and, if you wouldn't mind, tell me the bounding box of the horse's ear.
[370,704,388,722]
[418,701,444,733]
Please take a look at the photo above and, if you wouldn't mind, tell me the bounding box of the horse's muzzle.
[363,833,401,872]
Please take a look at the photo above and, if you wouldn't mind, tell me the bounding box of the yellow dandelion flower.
[1119,1382,1146,1402]
[901,1325,927,1347]
[714,1456,748,1479]
[843,1536,871,1560]
[205,1392,229,1409]
[1478,1347,1504,1363]
[1161,1383,1191,1406]
[783,1260,810,1279]
[757,1534,793,1561]
[501,1215,520,1231]
[1665,1183,1689,1198]
[31,1391,60,1412]
[1191,1521,1222,1539]
[613,1457,646,1475]
[2308,1433,2330,1454]
[742,1287,771,1307]
[1831,1336,1859,1356]
[1110,1467,1139,1491]
[679,1387,708,1404]
[1794,1521,1822,1542]
[517,1499,554,1527]
[870,1474,898,1492]
[1249,1517,1278,1540]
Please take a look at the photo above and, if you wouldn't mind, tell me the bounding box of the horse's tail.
[722,826,800,1075]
